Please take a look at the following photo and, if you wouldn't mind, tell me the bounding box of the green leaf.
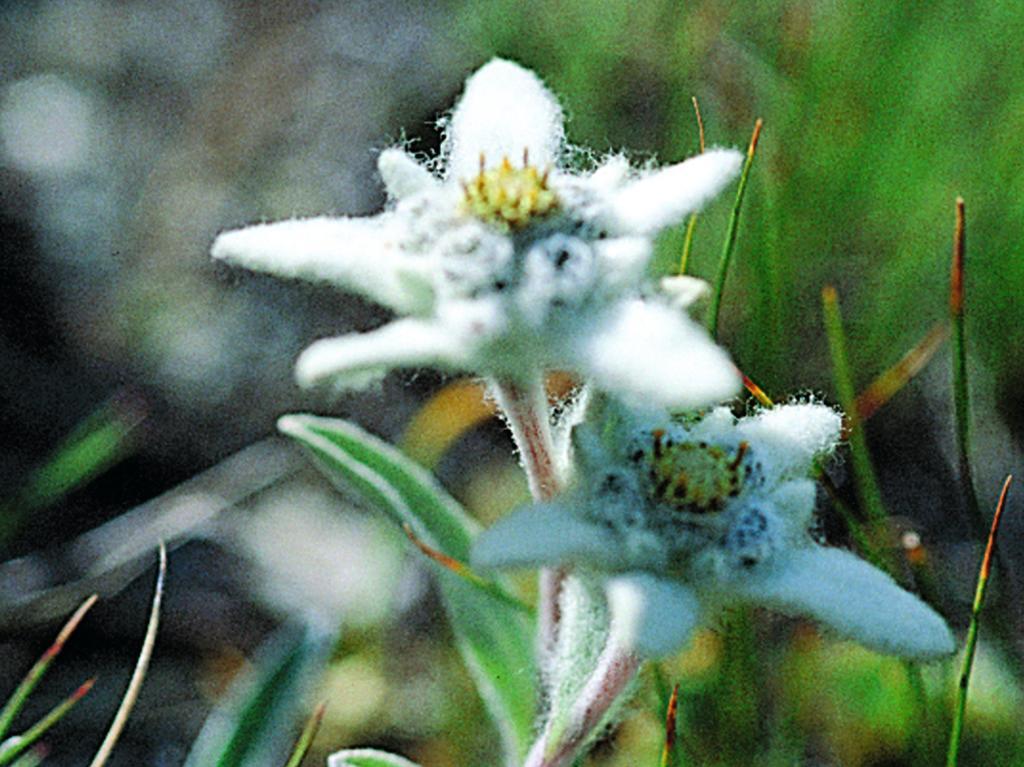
[184,624,332,767]
[327,749,421,767]
[0,394,142,544]
[278,414,537,765]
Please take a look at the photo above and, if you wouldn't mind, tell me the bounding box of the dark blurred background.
[1,1,1022,765]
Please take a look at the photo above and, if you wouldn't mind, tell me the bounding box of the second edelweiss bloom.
[212,59,744,409]
[473,399,955,661]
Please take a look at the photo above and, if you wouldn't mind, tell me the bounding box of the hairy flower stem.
[523,641,641,767]
[492,377,642,767]
[490,377,567,666]
[491,378,562,501]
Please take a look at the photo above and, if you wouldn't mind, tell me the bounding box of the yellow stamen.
[461,152,558,231]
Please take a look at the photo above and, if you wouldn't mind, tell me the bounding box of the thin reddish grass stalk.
[947,476,1013,766]
[692,97,706,153]
[854,321,950,422]
[0,594,99,742]
[659,684,680,767]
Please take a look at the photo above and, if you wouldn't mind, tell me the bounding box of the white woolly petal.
[737,547,956,661]
[766,478,818,533]
[593,237,652,292]
[471,504,621,571]
[445,59,564,181]
[606,573,702,658]
[601,148,743,235]
[687,406,738,442]
[578,299,740,410]
[378,148,439,201]
[212,216,434,314]
[737,403,842,478]
[588,155,630,190]
[659,275,711,312]
[294,318,472,390]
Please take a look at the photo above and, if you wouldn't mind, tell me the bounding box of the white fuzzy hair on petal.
[472,504,621,571]
[294,318,471,390]
[765,478,818,532]
[737,402,842,478]
[378,148,439,201]
[587,155,631,190]
[593,237,652,292]
[603,148,743,234]
[738,546,956,661]
[444,58,564,181]
[605,573,702,657]
[579,299,740,410]
[212,216,433,314]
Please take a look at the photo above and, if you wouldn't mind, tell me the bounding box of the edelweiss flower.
[473,399,955,660]
[212,59,743,408]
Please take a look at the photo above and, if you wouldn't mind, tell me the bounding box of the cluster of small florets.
[461,152,558,230]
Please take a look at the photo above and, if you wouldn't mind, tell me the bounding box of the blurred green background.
[1,1,1022,765]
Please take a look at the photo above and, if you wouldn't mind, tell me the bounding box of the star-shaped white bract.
[211,59,743,409]
[473,400,955,661]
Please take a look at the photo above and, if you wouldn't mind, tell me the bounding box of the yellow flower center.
[642,430,748,514]
[461,152,558,231]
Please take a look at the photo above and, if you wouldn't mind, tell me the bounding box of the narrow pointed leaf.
[183,624,332,767]
[278,415,536,764]
[327,749,421,767]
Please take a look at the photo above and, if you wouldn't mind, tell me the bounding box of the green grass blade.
[183,624,333,767]
[89,544,166,767]
[0,393,144,543]
[0,679,95,765]
[0,594,97,741]
[678,213,699,276]
[947,475,1013,767]
[678,96,706,276]
[706,118,763,339]
[950,197,985,540]
[822,286,893,567]
[278,415,536,764]
[282,702,325,767]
